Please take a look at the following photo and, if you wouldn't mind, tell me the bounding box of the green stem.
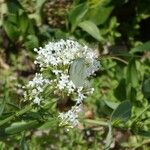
[109,56,128,65]
[100,55,129,65]
[0,105,33,126]
[84,119,108,126]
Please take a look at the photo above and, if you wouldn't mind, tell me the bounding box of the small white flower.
[33,97,42,105]
[32,89,37,95]
[58,105,82,127]
[52,70,62,75]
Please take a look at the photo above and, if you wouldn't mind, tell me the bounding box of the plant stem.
[0,105,33,126]
[100,55,129,65]
[109,56,128,64]
[84,119,108,126]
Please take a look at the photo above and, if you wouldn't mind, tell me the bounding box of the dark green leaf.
[127,86,137,102]
[111,100,132,123]
[0,128,8,138]
[96,100,114,116]
[69,58,88,87]
[78,20,104,41]
[136,129,150,137]
[6,13,18,24]
[6,0,23,13]
[114,79,127,101]
[20,133,29,150]
[142,77,150,100]
[3,20,20,41]
[126,59,138,87]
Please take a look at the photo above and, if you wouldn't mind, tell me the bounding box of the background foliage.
[0,0,150,149]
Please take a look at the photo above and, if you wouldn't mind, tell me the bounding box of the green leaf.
[96,100,114,116]
[130,41,150,53]
[142,77,150,100]
[24,35,39,50]
[0,128,8,139]
[20,133,29,150]
[69,58,88,87]
[68,3,89,32]
[136,129,150,137]
[39,118,58,130]
[0,99,6,116]
[114,79,127,101]
[104,123,112,150]
[78,20,103,41]
[85,4,114,25]
[5,121,39,134]
[126,59,138,87]
[6,0,23,13]
[111,100,132,123]
[104,100,119,110]
[19,13,29,34]
[3,20,20,41]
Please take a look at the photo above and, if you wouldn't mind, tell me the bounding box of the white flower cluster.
[57,73,76,94]
[59,105,82,127]
[34,39,99,68]
[25,73,50,105]
[25,39,100,127]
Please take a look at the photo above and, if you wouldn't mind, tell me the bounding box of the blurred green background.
[0,0,150,149]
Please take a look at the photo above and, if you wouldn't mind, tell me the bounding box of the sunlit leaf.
[85,4,114,25]
[5,121,39,134]
[68,3,89,32]
[78,20,103,41]
[104,100,119,110]
[126,59,138,88]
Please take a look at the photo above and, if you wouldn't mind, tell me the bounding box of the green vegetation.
[0,0,150,149]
